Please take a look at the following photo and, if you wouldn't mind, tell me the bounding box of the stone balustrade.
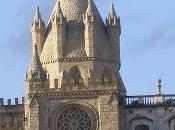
[125,94,175,107]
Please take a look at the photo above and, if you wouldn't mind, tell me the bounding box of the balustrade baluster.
[125,94,175,107]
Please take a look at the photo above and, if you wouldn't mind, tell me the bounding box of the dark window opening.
[54,79,58,88]
[135,125,149,130]
[69,66,81,85]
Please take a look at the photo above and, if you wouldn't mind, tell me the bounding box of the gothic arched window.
[69,66,81,85]
[135,125,149,130]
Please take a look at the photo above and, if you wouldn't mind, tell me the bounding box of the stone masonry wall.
[0,98,24,130]
[125,105,175,130]
[26,92,121,130]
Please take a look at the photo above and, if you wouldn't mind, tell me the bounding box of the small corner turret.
[52,0,67,58]
[31,7,45,56]
[26,44,46,82]
[106,3,120,28]
[83,0,97,24]
[53,0,66,25]
[106,3,121,67]
[83,0,99,57]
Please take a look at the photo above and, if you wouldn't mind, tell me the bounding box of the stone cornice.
[28,89,117,99]
[41,57,118,65]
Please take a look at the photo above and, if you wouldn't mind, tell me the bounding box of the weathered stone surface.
[0,101,24,130]
[5,0,175,130]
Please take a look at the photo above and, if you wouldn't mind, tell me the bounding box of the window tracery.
[54,104,97,130]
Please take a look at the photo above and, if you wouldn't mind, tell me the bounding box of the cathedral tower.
[25,0,126,130]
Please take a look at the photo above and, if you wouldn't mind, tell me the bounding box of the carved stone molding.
[28,89,117,99]
[42,57,117,65]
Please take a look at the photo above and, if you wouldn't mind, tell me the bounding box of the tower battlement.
[0,97,24,130]
[0,97,24,106]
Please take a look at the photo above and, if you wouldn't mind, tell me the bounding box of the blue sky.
[0,0,175,100]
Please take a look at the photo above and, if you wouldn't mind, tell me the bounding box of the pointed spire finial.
[87,0,94,13]
[106,3,119,26]
[56,0,61,11]
[109,3,117,20]
[36,6,39,12]
[32,6,45,28]
[111,3,115,11]
[54,0,65,21]
[34,6,42,21]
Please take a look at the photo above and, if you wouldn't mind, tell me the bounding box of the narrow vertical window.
[54,79,58,88]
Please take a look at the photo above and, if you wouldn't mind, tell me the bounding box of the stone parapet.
[0,97,24,106]
[0,97,24,130]
[125,94,175,108]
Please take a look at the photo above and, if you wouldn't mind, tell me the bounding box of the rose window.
[55,104,97,130]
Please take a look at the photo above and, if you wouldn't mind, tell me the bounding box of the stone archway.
[130,117,153,130]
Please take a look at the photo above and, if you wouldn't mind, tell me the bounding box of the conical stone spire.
[109,3,117,20]
[32,6,45,29]
[27,45,45,80]
[55,0,64,19]
[84,0,97,23]
[34,7,42,21]
[107,3,118,25]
